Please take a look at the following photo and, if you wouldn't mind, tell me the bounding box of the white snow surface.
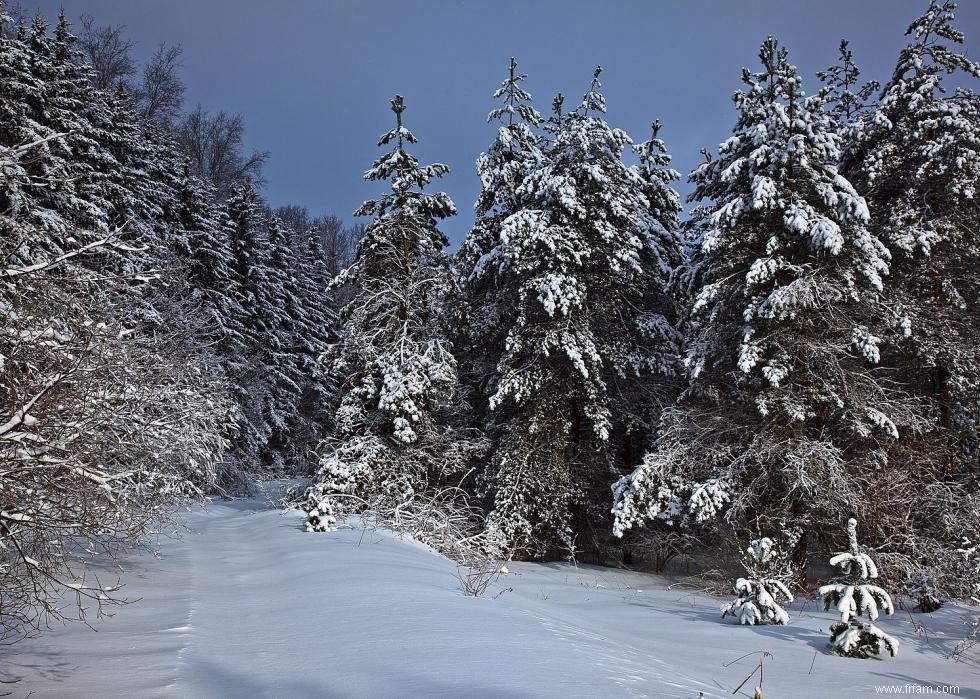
[4,487,979,698]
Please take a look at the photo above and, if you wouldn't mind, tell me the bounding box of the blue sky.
[21,0,980,242]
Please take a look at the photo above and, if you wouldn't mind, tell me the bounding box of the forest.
[0,0,978,672]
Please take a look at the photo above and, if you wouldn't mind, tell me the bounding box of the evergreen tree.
[820,518,899,658]
[174,174,335,476]
[260,214,303,470]
[843,1,980,589]
[904,568,943,613]
[0,13,104,264]
[305,96,477,532]
[721,534,796,625]
[457,57,544,402]
[816,39,879,125]
[479,67,683,556]
[175,168,242,336]
[290,222,340,462]
[259,213,339,472]
[353,95,455,223]
[221,180,276,467]
[3,11,178,286]
[612,39,905,575]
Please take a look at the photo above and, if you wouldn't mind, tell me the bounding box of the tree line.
[304,0,980,621]
[1,0,977,646]
[0,6,358,641]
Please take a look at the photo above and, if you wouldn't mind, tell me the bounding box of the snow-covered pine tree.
[841,2,980,588]
[256,212,338,473]
[8,11,187,326]
[1,8,224,381]
[634,119,686,293]
[221,180,278,468]
[820,518,899,658]
[480,67,683,557]
[0,12,108,265]
[612,39,905,574]
[44,11,172,275]
[175,167,243,338]
[225,181,277,345]
[466,57,543,257]
[288,221,340,464]
[305,95,478,533]
[904,569,943,613]
[260,214,304,470]
[722,535,795,625]
[848,1,980,392]
[457,58,544,402]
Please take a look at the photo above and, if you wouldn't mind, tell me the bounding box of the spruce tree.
[175,168,243,338]
[305,96,476,532]
[290,222,340,463]
[479,67,683,556]
[221,180,276,467]
[721,535,796,626]
[612,39,904,574]
[457,58,544,420]
[0,13,105,264]
[820,519,899,658]
[260,214,303,470]
[843,1,980,589]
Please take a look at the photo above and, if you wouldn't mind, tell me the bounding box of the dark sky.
[20,0,980,243]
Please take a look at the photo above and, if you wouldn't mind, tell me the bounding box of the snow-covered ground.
[4,489,979,698]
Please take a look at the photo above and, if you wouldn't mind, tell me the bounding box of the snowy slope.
[3,490,978,698]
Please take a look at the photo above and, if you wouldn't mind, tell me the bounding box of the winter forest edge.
[2,0,980,682]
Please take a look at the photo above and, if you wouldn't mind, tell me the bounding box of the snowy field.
[3,488,978,699]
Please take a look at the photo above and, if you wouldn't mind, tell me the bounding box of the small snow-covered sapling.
[722,536,794,625]
[819,518,899,658]
[905,569,943,613]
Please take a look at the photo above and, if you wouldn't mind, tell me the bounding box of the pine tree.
[221,180,277,468]
[721,535,796,625]
[175,168,242,334]
[457,57,544,420]
[843,1,980,589]
[290,222,339,463]
[3,11,176,286]
[260,214,303,470]
[612,39,905,573]
[258,213,338,472]
[305,95,477,532]
[225,181,276,344]
[479,67,683,556]
[353,95,455,223]
[820,518,899,658]
[0,12,105,265]
[904,569,943,613]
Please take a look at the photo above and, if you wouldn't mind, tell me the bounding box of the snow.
[4,488,979,698]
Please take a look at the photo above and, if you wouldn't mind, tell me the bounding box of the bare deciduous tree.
[324,220,363,278]
[178,105,268,197]
[77,15,135,92]
[138,42,184,127]
[0,138,229,643]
